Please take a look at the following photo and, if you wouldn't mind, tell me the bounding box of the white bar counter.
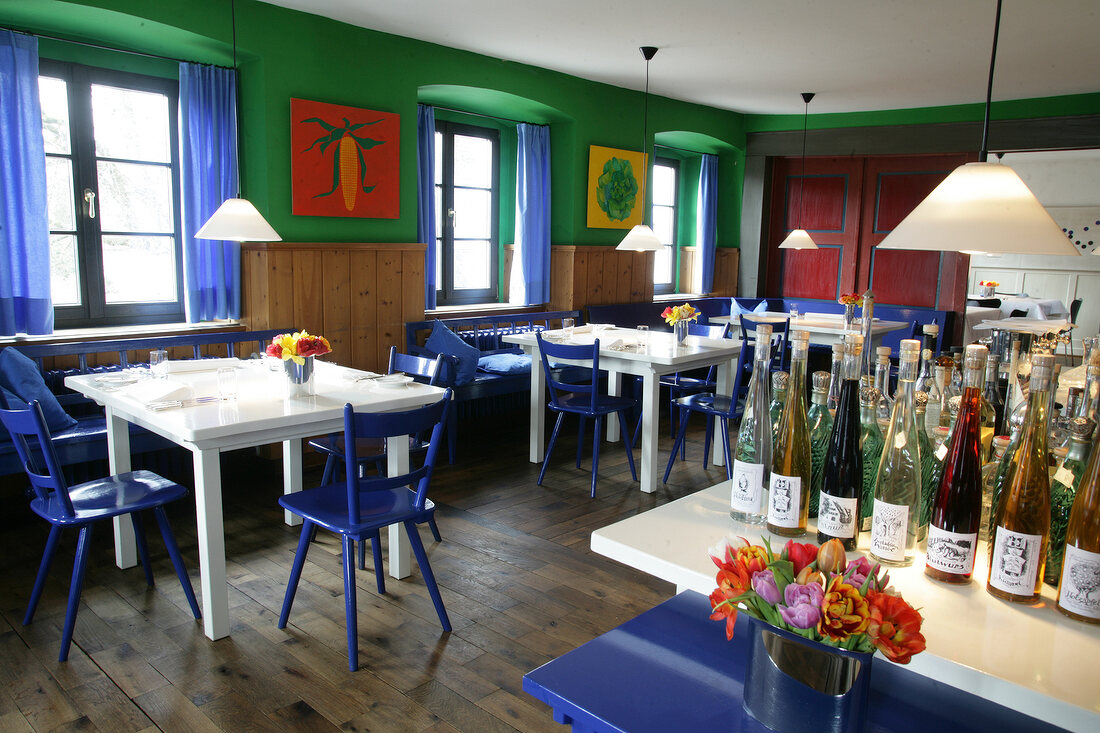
[591,481,1100,733]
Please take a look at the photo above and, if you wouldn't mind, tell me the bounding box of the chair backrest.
[1070,297,1083,324]
[387,346,444,386]
[0,401,74,515]
[342,389,452,519]
[686,322,729,340]
[738,315,789,371]
[535,332,600,411]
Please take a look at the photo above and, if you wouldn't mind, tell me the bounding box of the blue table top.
[523,591,1069,733]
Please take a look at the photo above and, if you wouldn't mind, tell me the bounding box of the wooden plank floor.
[0,407,731,732]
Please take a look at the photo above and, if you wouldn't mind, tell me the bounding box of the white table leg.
[606,370,623,442]
[193,447,229,640]
[105,407,136,569]
[712,357,733,467]
[529,347,546,463]
[281,438,303,526]
[386,435,412,579]
[639,372,659,494]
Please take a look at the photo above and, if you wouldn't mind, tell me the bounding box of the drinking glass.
[636,325,649,350]
[149,349,168,379]
[562,317,575,339]
[217,367,238,400]
[789,304,799,319]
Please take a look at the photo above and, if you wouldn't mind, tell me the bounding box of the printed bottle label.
[767,473,802,528]
[925,525,977,575]
[870,499,909,562]
[730,460,765,514]
[1057,544,1100,619]
[1053,465,1076,489]
[817,492,858,539]
[989,527,1043,595]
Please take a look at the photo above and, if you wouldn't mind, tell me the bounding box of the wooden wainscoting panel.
[349,249,379,370]
[630,251,651,302]
[293,249,325,333]
[321,249,352,364]
[586,249,606,305]
[679,246,697,294]
[549,245,656,310]
[268,248,296,334]
[713,248,740,297]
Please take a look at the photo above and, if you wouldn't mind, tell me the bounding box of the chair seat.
[660,375,715,391]
[307,434,429,459]
[279,484,435,535]
[551,392,637,416]
[30,470,188,525]
[674,391,737,417]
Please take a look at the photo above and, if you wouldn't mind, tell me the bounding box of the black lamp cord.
[979,0,1002,162]
[641,56,650,227]
[231,0,242,198]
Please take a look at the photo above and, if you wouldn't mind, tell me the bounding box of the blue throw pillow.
[425,321,480,386]
[0,348,78,433]
[477,353,531,375]
[731,299,768,316]
[1,386,28,411]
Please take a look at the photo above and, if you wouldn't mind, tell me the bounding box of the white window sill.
[0,320,242,346]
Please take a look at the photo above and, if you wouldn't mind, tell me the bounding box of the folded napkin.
[731,299,768,316]
[571,324,593,334]
[164,357,241,374]
[121,378,193,404]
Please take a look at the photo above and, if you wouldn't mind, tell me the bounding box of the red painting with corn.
[290,98,399,218]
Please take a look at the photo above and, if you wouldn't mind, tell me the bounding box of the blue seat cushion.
[426,321,480,386]
[0,348,77,433]
[477,353,531,375]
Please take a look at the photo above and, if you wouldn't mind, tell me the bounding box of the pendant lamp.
[616,46,663,252]
[195,0,281,243]
[778,92,818,250]
[877,0,1076,257]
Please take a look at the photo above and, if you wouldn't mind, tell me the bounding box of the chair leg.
[720,418,733,482]
[404,519,451,632]
[371,531,385,595]
[131,512,155,587]
[278,519,314,629]
[25,525,63,625]
[617,411,637,482]
[447,408,457,465]
[590,416,603,498]
[358,539,366,571]
[427,516,442,542]
[703,416,714,470]
[664,409,692,484]
[679,406,688,460]
[631,414,641,450]
[576,416,586,469]
[341,535,358,672]
[538,413,565,485]
[59,524,93,662]
[152,507,200,619]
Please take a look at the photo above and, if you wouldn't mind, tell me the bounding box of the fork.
[147,396,223,411]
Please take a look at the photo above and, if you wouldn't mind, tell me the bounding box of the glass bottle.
[989,405,1027,540]
[1056,427,1100,624]
[769,371,789,439]
[826,342,844,414]
[873,346,894,427]
[818,333,864,549]
[1051,388,1082,450]
[858,386,885,533]
[870,339,923,565]
[939,365,961,429]
[1046,417,1095,586]
[925,345,988,582]
[983,355,1005,438]
[859,290,875,380]
[981,436,1011,543]
[921,322,940,360]
[914,391,937,541]
[928,365,948,436]
[988,353,1055,603]
[730,324,775,525]
[768,331,811,537]
[1077,360,1100,421]
[807,370,833,518]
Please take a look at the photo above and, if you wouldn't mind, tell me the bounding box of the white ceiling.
[258,0,1100,115]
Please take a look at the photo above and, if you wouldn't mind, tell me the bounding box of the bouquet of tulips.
[266,330,332,365]
[661,303,699,326]
[709,537,926,664]
[838,293,863,307]
[978,280,999,288]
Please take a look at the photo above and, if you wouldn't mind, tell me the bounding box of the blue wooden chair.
[0,400,200,662]
[277,390,453,672]
[535,333,637,497]
[654,322,731,441]
[738,314,789,372]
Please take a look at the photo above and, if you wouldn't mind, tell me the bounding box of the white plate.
[95,372,140,385]
[375,374,413,389]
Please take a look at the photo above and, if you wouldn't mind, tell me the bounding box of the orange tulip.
[818,574,870,642]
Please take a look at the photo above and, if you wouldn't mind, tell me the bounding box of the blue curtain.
[417,105,437,310]
[696,154,718,294]
[0,32,52,335]
[514,123,551,305]
[179,63,239,322]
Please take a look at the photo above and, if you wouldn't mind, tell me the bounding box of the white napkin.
[121,378,193,404]
[164,357,241,373]
[572,324,593,334]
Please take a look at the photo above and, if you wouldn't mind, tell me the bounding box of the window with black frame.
[433,121,499,306]
[40,60,184,328]
[652,157,679,294]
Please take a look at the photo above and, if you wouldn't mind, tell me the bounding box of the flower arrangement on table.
[265,330,332,364]
[661,303,699,326]
[978,280,999,288]
[709,537,927,664]
[837,293,864,307]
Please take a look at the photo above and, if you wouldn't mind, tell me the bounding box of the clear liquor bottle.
[1077,359,1100,421]
[768,331,812,536]
[826,342,844,414]
[873,346,894,427]
[858,386,885,533]
[914,391,937,541]
[981,436,1012,543]
[769,371,789,440]
[818,334,864,549]
[808,371,834,518]
[983,355,1005,439]
[1056,427,1100,624]
[1046,417,1095,585]
[925,345,988,581]
[925,364,947,437]
[730,324,775,525]
[938,363,961,429]
[988,353,1055,603]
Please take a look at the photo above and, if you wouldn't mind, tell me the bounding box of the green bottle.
[808,371,833,518]
[1046,417,1096,585]
[914,391,937,540]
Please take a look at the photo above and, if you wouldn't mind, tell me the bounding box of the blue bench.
[0,328,287,480]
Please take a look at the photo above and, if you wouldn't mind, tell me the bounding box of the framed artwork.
[586,144,648,229]
[290,98,399,218]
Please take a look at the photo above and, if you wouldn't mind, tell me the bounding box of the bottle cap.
[844,332,863,354]
[1030,353,1055,384]
[832,342,845,355]
[812,371,831,391]
[947,395,961,416]
[923,323,939,336]
[1069,416,1095,440]
[757,323,773,338]
[859,385,880,406]
[791,330,809,347]
[876,346,892,358]
[934,426,950,437]
[899,339,920,358]
[964,344,989,370]
[914,390,928,408]
[772,371,789,390]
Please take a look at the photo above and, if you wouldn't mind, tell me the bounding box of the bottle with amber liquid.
[987,353,1055,603]
[1056,427,1100,624]
[769,371,788,440]
[768,331,811,536]
[808,371,833,518]
[818,333,864,548]
[926,345,988,582]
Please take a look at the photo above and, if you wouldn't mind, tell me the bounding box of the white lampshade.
[876,162,1079,256]
[778,229,818,249]
[616,224,664,251]
[195,198,282,242]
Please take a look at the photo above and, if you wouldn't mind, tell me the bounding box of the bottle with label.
[826,342,844,414]
[914,391,937,540]
[981,436,1012,543]
[988,353,1055,603]
[870,339,923,565]
[819,334,864,549]
[873,346,895,427]
[983,355,1005,441]
[927,364,948,437]
[858,385,885,533]
[808,370,834,518]
[1076,358,1100,421]
[921,322,939,360]
[1056,426,1100,624]
[730,324,775,525]
[768,331,812,536]
[769,371,788,440]
[925,345,989,582]
[1046,417,1095,585]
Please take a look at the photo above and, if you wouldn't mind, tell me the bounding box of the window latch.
[83,188,96,219]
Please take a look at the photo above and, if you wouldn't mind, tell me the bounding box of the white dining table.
[712,312,909,348]
[65,360,447,641]
[989,296,1069,320]
[503,326,743,494]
